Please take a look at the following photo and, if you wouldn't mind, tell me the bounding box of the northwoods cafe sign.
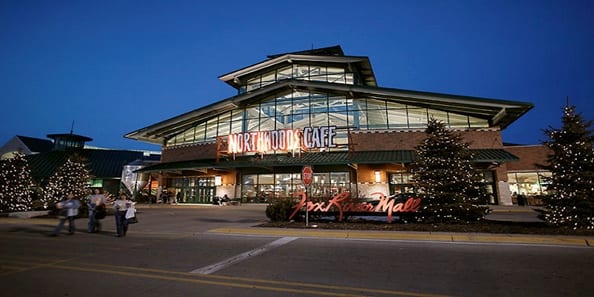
[227,126,338,154]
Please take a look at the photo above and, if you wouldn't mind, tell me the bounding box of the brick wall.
[504,145,551,171]
[349,128,503,151]
[161,142,218,162]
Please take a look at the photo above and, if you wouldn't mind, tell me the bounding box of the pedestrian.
[86,188,107,233]
[113,193,132,237]
[50,192,81,236]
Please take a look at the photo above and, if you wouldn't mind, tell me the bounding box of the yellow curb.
[209,227,594,247]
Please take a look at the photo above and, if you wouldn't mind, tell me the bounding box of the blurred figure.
[50,192,81,236]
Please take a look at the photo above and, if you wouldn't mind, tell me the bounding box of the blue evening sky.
[1,0,592,151]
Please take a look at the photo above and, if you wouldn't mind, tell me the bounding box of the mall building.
[125,45,547,206]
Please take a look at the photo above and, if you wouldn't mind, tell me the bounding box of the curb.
[208,227,594,247]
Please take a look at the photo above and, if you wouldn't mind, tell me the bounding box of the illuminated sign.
[227,126,337,154]
[289,192,422,223]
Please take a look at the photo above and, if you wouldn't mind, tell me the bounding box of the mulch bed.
[258,219,594,236]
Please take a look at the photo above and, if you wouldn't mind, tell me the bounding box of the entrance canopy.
[135,149,518,173]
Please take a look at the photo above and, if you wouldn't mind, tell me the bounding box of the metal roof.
[125,79,533,144]
[26,149,160,181]
[15,135,54,153]
[136,149,518,173]
[218,45,376,90]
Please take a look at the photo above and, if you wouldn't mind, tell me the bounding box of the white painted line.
[190,237,298,275]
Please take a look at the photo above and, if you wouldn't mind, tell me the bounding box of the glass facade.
[507,171,551,196]
[241,65,355,94]
[166,93,489,148]
[241,172,351,203]
[169,177,216,204]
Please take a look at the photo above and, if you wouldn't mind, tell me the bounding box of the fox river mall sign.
[227,126,337,154]
[289,192,422,223]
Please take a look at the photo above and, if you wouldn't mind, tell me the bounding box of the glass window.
[327,67,345,84]
[449,113,469,128]
[246,77,260,92]
[217,113,231,136]
[367,109,388,129]
[246,117,260,131]
[345,73,354,85]
[507,171,550,196]
[469,116,489,128]
[194,123,206,142]
[310,94,328,114]
[310,66,324,81]
[407,107,428,128]
[260,72,276,88]
[328,111,350,128]
[365,99,386,110]
[277,66,292,80]
[205,118,218,140]
[293,64,310,79]
[328,95,347,112]
[427,109,449,125]
[387,108,408,129]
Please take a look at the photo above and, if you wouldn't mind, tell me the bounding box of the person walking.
[86,188,107,233]
[113,193,132,237]
[50,192,81,236]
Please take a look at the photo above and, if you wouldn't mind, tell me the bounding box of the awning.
[136,149,518,173]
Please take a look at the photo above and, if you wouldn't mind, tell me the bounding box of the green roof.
[137,149,517,173]
[26,149,160,180]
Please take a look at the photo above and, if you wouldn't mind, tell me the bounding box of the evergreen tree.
[41,154,92,208]
[0,153,35,212]
[541,103,594,229]
[413,118,488,223]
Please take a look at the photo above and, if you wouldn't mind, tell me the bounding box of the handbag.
[127,216,138,224]
[94,205,106,220]
[125,205,137,223]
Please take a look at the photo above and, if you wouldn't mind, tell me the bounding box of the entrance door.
[172,177,216,204]
[194,177,215,203]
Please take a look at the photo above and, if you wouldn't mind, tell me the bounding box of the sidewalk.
[2,204,593,247]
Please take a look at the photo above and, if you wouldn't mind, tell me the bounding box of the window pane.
[427,109,448,125]
[407,108,428,128]
[449,113,469,128]
[328,95,347,112]
[230,120,243,134]
[293,64,309,79]
[366,99,385,110]
[205,118,218,139]
[310,66,324,81]
[246,77,260,92]
[310,94,328,113]
[367,109,387,129]
[194,123,206,141]
[277,66,292,80]
[217,113,231,136]
[387,108,408,128]
[292,91,310,114]
[469,116,489,128]
[345,73,354,85]
[260,71,276,88]
[328,111,351,128]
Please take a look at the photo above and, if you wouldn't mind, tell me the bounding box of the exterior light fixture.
[374,171,381,183]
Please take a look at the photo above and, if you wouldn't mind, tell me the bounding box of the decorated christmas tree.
[413,118,488,223]
[0,152,35,212]
[541,103,594,229]
[41,153,92,208]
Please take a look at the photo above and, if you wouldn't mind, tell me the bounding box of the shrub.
[265,199,295,222]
